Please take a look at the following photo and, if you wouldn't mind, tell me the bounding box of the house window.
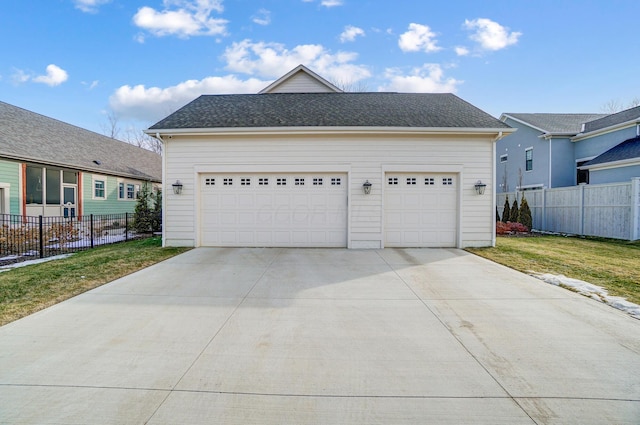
[45,168,61,205]
[313,178,323,185]
[26,166,43,204]
[94,180,105,199]
[525,148,533,171]
[135,184,141,199]
[577,161,590,184]
[126,184,135,199]
[119,183,125,199]
[500,154,508,163]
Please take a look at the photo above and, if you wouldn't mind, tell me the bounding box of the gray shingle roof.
[503,113,607,134]
[0,101,161,181]
[584,136,640,167]
[582,106,640,133]
[148,93,511,130]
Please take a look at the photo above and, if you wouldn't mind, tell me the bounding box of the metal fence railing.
[1,212,143,262]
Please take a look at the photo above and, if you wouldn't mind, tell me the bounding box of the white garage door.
[384,173,458,247]
[200,173,347,247]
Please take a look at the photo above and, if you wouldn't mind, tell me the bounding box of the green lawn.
[0,237,190,326]
[467,235,640,305]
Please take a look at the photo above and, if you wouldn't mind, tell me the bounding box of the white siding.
[267,72,336,93]
[163,133,496,248]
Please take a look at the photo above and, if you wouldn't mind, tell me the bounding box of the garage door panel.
[201,173,347,247]
[385,173,457,248]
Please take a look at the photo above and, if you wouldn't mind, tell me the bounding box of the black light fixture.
[172,180,183,195]
[362,180,372,195]
[474,180,487,195]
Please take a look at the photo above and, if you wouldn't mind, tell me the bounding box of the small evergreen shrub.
[518,196,533,230]
[510,199,519,223]
[502,195,511,223]
[133,182,162,233]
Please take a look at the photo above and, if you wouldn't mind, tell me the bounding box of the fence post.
[125,212,129,241]
[38,215,44,259]
[542,188,547,231]
[90,214,94,249]
[579,184,585,236]
[631,178,640,241]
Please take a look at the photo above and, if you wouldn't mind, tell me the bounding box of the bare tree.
[331,78,370,92]
[100,110,121,139]
[600,97,640,113]
[501,164,509,193]
[125,128,162,154]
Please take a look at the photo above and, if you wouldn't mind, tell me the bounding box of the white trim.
[91,175,107,200]
[582,158,640,171]
[517,183,544,190]
[259,64,342,94]
[145,126,516,138]
[0,183,10,214]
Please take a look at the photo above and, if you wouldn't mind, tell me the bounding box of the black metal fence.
[0,213,141,262]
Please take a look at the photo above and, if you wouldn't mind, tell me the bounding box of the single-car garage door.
[200,173,347,247]
[384,173,458,247]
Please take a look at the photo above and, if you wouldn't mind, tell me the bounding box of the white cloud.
[222,39,370,83]
[379,64,462,93]
[11,69,30,84]
[73,0,111,13]
[33,64,69,86]
[455,46,470,56]
[252,8,271,25]
[339,25,365,43]
[463,18,521,51]
[109,75,269,122]
[82,80,99,90]
[398,23,441,53]
[133,0,227,39]
[321,0,343,6]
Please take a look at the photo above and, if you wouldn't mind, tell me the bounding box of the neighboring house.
[0,101,161,217]
[498,106,640,190]
[146,65,514,249]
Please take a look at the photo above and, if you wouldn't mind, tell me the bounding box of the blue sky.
[2,0,639,138]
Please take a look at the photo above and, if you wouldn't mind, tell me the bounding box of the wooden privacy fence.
[497,178,640,241]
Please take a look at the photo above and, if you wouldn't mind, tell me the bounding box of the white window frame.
[93,177,106,200]
[500,154,508,163]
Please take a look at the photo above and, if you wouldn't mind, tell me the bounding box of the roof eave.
[0,152,161,182]
[581,157,640,171]
[573,118,640,141]
[500,114,550,133]
[146,126,515,138]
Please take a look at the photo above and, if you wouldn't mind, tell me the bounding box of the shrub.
[133,182,162,233]
[496,221,529,235]
[502,195,511,223]
[510,199,519,223]
[518,196,533,230]
[496,206,500,222]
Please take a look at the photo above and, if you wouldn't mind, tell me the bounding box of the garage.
[384,173,458,247]
[200,173,348,247]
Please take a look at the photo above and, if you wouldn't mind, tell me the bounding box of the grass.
[467,235,640,305]
[0,237,190,326]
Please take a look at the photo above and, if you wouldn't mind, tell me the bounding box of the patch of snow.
[531,272,640,320]
[0,254,73,272]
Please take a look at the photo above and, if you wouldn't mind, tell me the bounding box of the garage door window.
[425,178,435,185]
[205,178,215,186]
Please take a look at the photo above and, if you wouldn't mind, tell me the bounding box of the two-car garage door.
[200,173,347,247]
[199,172,458,248]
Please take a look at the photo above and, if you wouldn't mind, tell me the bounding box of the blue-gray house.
[497,106,640,191]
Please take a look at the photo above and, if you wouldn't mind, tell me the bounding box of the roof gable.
[259,65,342,94]
[0,101,161,181]
[149,92,512,131]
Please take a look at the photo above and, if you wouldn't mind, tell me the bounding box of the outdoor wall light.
[172,180,183,195]
[362,180,372,195]
[474,180,487,195]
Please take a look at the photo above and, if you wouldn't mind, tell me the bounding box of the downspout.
[548,137,552,189]
[156,132,166,247]
[492,132,502,247]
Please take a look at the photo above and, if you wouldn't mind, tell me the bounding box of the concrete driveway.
[1,248,639,424]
